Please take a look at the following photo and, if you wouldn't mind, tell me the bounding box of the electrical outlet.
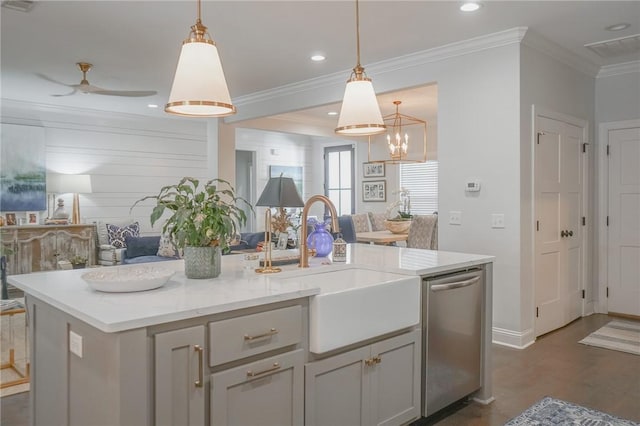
[491,214,505,229]
[449,211,462,225]
[69,330,83,358]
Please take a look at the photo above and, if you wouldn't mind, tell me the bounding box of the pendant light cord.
[355,0,361,69]
[197,0,202,23]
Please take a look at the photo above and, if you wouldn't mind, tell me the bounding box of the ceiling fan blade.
[51,89,78,97]
[91,90,158,97]
[36,73,73,88]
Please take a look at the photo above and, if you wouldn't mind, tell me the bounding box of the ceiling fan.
[41,62,157,97]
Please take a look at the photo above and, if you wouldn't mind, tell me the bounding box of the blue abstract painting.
[0,124,46,212]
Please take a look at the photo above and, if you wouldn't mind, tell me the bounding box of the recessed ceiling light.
[327,111,338,116]
[147,104,159,108]
[311,54,326,62]
[606,23,630,31]
[460,2,481,12]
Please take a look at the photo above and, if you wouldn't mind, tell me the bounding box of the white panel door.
[608,127,640,316]
[535,116,584,337]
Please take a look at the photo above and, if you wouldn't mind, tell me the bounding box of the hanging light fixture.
[368,100,427,164]
[165,0,236,117]
[335,0,385,136]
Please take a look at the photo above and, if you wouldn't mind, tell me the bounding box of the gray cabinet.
[305,330,421,426]
[210,349,304,426]
[155,325,206,426]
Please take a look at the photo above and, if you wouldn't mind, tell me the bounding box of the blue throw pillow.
[124,236,161,259]
[106,222,140,248]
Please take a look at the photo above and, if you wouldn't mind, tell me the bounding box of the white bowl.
[82,266,175,293]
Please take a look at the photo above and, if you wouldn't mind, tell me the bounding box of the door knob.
[560,230,567,238]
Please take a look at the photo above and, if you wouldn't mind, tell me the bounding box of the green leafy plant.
[69,255,87,265]
[132,177,253,251]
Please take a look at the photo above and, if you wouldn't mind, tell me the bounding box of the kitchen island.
[10,243,494,426]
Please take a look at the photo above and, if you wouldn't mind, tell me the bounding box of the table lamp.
[255,176,304,273]
[46,174,92,224]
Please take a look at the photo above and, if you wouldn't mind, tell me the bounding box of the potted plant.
[132,177,252,279]
[69,255,87,269]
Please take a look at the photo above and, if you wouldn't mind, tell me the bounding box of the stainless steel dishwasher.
[423,268,483,417]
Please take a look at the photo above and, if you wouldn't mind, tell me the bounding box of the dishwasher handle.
[430,276,479,292]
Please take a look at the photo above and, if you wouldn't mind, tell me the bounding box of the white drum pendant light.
[165,0,236,117]
[335,0,385,136]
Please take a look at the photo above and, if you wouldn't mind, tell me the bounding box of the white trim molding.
[492,326,535,349]
[597,61,640,78]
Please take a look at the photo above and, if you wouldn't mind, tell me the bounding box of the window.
[399,161,438,214]
[324,145,354,216]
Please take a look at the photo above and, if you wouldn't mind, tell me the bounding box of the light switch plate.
[69,330,83,358]
[449,211,462,225]
[491,214,505,229]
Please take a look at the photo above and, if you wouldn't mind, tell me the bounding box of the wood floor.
[2,314,639,425]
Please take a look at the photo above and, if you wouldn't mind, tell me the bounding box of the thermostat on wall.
[465,180,481,192]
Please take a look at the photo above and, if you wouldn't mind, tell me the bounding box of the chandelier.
[368,100,427,164]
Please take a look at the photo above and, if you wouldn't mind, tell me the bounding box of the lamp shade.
[335,79,385,136]
[165,40,236,117]
[256,177,304,208]
[47,174,92,194]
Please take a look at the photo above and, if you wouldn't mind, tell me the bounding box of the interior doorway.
[235,150,256,232]
[534,110,587,337]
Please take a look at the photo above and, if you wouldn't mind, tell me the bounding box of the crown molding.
[233,27,528,109]
[597,60,640,78]
[522,30,600,78]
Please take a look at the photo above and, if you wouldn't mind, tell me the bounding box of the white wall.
[1,101,208,235]
[519,43,596,343]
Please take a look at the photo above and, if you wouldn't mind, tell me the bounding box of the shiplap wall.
[1,101,208,235]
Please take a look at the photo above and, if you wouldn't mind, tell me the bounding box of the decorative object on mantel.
[165,0,236,117]
[50,198,69,223]
[367,100,427,164]
[255,175,304,274]
[334,0,385,136]
[132,177,251,279]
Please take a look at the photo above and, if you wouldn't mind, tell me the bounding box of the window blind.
[399,161,438,215]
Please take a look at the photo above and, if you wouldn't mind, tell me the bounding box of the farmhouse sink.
[277,267,420,353]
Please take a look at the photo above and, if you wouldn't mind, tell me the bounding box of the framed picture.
[5,213,17,226]
[27,211,39,225]
[363,162,385,178]
[362,180,386,202]
[276,232,289,250]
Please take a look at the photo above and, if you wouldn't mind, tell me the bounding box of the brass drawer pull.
[365,356,382,366]
[244,328,278,341]
[194,345,204,388]
[365,358,375,366]
[246,362,280,378]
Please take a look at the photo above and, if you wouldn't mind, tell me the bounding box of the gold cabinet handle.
[365,358,375,366]
[194,345,204,388]
[246,362,280,378]
[373,355,382,364]
[244,328,278,341]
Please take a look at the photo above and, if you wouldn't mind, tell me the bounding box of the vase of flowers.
[133,177,252,279]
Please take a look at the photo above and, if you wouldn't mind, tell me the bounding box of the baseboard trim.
[492,326,535,349]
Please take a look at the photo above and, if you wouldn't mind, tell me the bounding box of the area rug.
[505,396,639,425]
[579,320,640,356]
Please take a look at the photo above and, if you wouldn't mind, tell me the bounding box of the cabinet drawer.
[209,305,302,366]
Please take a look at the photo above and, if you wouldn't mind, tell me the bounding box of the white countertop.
[8,244,493,333]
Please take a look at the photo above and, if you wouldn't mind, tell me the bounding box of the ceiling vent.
[1,0,35,12]
[585,34,640,58]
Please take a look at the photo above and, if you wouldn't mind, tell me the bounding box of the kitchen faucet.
[299,195,339,268]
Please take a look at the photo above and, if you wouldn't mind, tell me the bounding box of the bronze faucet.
[299,195,339,268]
